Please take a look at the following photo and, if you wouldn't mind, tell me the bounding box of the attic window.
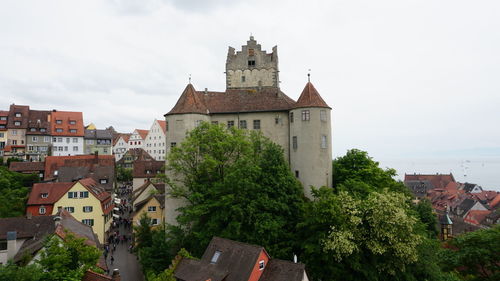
[15,113,21,117]
[30,128,36,132]
[259,260,265,270]
[248,60,255,67]
[41,193,48,198]
[211,250,221,264]
[100,179,108,184]
[14,121,21,126]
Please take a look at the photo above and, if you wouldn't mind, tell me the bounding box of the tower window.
[290,112,294,123]
[320,110,327,122]
[301,110,310,121]
[295,170,299,178]
[292,136,298,150]
[241,76,246,82]
[248,60,255,67]
[321,135,327,149]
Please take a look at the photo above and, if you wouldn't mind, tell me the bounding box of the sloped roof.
[50,110,85,137]
[27,110,51,134]
[294,82,330,109]
[9,161,45,173]
[117,148,154,166]
[113,133,131,146]
[0,215,55,240]
[157,120,167,133]
[166,84,297,116]
[259,259,307,281]
[404,173,456,190]
[82,270,112,281]
[175,259,228,281]
[465,210,491,225]
[132,180,165,202]
[84,129,113,139]
[132,160,164,178]
[7,104,30,129]
[135,129,149,140]
[167,83,209,115]
[44,154,115,181]
[489,194,500,208]
[27,182,75,206]
[404,180,434,197]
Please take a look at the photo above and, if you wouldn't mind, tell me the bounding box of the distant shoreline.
[378,157,500,192]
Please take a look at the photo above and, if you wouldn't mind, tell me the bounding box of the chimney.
[26,212,32,220]
[7,231,17,260]
[204,88,208,95]
[112,269,121,281]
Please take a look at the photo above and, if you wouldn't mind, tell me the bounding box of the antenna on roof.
[307,69,311,82]
[188,74,192,84]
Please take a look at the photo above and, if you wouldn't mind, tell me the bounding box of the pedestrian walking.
[110,256,114,265]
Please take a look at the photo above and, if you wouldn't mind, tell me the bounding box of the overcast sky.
[1,0,499,162]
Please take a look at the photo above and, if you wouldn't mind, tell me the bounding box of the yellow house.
[132,180,165,207]
[133,194,165,229]
[52,178,114,243]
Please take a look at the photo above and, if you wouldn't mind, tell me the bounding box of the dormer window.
[211,250,221,264]
[39,206,46,214]
[30,128,36,132]
[14,121,21,126]
[15,113,21,117]
[259,260,265,270]
[41,193,48,198]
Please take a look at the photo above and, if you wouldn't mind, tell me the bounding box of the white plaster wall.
[51,136,84,156]
[144,120,166,161]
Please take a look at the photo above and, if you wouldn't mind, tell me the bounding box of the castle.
[164,37,332,223]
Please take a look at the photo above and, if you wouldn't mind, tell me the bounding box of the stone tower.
[289,82,332,198]
[226,36,279,89]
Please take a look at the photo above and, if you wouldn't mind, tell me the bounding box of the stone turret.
[226,36,279,89]
[289,81,332,198]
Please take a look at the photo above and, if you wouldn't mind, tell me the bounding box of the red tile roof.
[294,82,331,109]
[0,110,8,128]
[44,154,115,181]
[136,129,149,140]
[113,133,131,146]
[82,270,112,281]
[404,173,456,190]
[27,182,74,206]
[490,194,500,208]
[27,110,51,135]
[168,83,208,115]
[464,210,491,225]
[133,160,164,178]
[157,120,167,133]
[50,111,85,137]
[78,178,113,214]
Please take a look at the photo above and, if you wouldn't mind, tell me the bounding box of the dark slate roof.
[259,259,307,281]
[404,180,434,197]
[457,198,477,215]
[165,84,297,116]
[0,216,55,240]
[175,259,228,281]
[438,213,453,225]
[84,129,113,140]
[294,82,330,109]
[463,183,481,193]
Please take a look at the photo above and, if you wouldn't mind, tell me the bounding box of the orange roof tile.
[167,83,208,115]
[50,111,85,137]
[157,120,167,133]
[27,182,75,206]
[404,173,456,190]
[294,82,330,109]
[136,129,149,140]
[489,194,500,208]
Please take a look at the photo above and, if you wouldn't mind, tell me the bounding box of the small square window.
[15,113,21,117]
[241,76,246,82]
[39,207,46,214]
[248,60,255,67]
[14,121,21,126]
[239,120,247,129]
[253,120,261,130]
[56,128,63,133]
[69,120,76,125]
[301,110,310,121]
[227,120,234,129]
[320,110,327,122]
[259,260,265,270]
[151,218,159,225]
[56,120,62,124]
[64,207,75,213]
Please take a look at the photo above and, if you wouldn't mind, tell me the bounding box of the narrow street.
[105,184,145,281]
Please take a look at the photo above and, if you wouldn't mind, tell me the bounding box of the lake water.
[378,157,500,192]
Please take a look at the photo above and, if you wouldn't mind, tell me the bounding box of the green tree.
[117,166,133,182]
[134,212,154,250]
[165,122,305,259]
[0,166,39,217]
[0,262,44,281]
[146,248,195,281]
[440,225,500,281]
[37,233,102,281]
[138,225,172,275]
[333,149,409,197]
[298,187,424,280]
[414,199,439,238]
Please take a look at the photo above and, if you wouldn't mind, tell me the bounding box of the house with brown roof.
[144,119,167,161]
[9,161,45,178]
[0,209,100,265]
[4,104,30,159]
[26,178,114,243]
[164,37,332,225]
[50,110,85,156]
[132,160,164,190]
[132,194,165,229]
[116,148,154,169]
[174,237,309,281]
[404,173,456,190]
[26,110,52,161]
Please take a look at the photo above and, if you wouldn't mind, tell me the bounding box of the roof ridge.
[294,82,330,109]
